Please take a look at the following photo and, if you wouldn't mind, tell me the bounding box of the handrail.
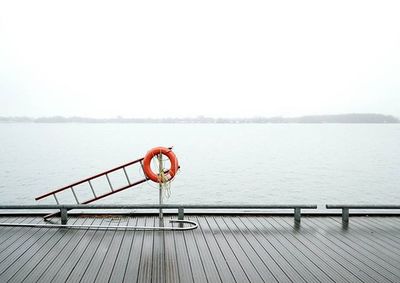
[326,205,400,209]
[0,204,317,224]
[0,204,317,209]
[326,204,400,224]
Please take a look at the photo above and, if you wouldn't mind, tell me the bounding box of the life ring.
[143,147,179,183]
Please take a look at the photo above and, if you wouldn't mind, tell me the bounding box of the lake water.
[0,123,399,209]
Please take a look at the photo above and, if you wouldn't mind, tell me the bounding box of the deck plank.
[1,215,400,283]
[173,217,194,283]
[309,217,400,282]
[277,217,364,283]
[79,218,122,283]
[21,217,92,283]
[95,217,133,283]
[196,216,236,283]
[330,217,400,264]
[203,216,250,282]
[163,216,180,283]
[7,217,82,282]
[34,218,98,282]
[123,217,146,283]
[303,217,393,282]
[188,216,222,283]
[49,218,105,282]
[229,216,291,282]
[136,217,155,283]
[213,216,265,283]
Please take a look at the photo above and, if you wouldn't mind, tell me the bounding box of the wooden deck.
[0,215,400,282]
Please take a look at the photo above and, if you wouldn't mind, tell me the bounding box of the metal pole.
[158,154,163,223]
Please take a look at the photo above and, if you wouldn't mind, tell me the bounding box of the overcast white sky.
[0,0,399,118]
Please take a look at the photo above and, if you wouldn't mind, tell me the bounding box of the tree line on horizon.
[0,113,398,123]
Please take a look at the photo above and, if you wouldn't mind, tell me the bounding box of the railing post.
[342,208,349,223]
[178,207,184,228]
[60,208,68,225]
[178,207,184,220]
[294,208,301,223]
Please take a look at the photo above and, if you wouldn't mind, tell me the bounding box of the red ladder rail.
[35,157,148,219]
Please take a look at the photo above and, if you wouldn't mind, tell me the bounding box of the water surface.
[0,123,399,208]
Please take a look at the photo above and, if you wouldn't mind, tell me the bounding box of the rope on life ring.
[143,147,179,183]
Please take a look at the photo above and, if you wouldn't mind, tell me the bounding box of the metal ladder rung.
[123,167,131,185]
[88,180,97,198]
[70,187,79,204]
[105,174,113,191]
[53,194,59,204]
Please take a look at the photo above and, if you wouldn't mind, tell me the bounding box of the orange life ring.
[143,147,179,183]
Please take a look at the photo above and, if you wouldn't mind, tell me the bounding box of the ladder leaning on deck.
[35,157,149,220]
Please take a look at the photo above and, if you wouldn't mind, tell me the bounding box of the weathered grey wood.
[49,218,105,282]
[6,217,82,282]
[323,217,400,274]
[187,216,222,283]
[181,217,208,283]
[277,217,365,283]
[221,216,278,282]
[304,218,393,282]
[1,215,400,283]
[152,228,165,283]
[95,217,131,283]
[0,217,24,237]
[123,217,146,283]
[297,217,381,282]
[0,222,61,281]
[0,219,52,273]
[213,217,264,283]
[0,217,41,253]
[107,217,138,283]
[205,216,250,282]
[259,217,335,282]
[249,216,318,282]
[163,216,179,283]
[80,218,121,283]
[31,217,96,282]
[238,217,307,283]
[64,218,113,282]
[21,217,91,283]
[173,217,194,283]
[229,216,289,282]
[310,217,400,282]
[330,217,400,263]
[136,217,155,283]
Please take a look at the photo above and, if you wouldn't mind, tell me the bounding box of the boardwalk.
[0,215,400,282]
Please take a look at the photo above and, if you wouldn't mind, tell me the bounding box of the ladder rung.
[123,167,131,185]
[53,194,59,204]
[105,174,113,191]
[88,180,97,198]
[70,187,79,204]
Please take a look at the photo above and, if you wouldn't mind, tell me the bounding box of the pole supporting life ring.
[143,147,179,183]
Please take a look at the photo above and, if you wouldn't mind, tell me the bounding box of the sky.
[0,0,399,118]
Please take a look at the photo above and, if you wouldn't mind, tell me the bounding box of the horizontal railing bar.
[35,157,144,200]
[0,219,198,231]
[326,205,400,209]
[0,204,317,210]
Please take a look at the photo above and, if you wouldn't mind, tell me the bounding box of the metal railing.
[0,204,317,224]
[326,204,400,223]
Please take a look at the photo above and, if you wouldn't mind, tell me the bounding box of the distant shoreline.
[0,113,398,124]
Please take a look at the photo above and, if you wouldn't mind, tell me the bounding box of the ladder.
[35,157,148,220]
